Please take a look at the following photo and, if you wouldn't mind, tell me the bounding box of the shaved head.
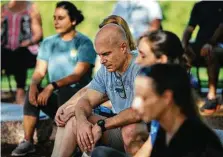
[95,23,128,47]
[94,23,132,73]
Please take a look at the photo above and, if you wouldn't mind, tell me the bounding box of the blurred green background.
[1,1,223,89]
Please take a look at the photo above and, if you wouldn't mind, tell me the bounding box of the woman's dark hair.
[56,1,84,26]
[139,64,199,120]
[138,30,188,69]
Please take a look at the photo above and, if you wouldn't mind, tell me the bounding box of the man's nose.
[100,57,106,64]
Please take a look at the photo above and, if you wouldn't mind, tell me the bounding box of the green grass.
[1,1,223,89]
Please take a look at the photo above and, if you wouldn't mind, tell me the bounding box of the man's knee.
[65,116,77,135]
[121,123,148,147]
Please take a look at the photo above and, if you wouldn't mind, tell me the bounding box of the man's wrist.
[97,119,106,132]
[31,79,40,86]
[51,82,59,90]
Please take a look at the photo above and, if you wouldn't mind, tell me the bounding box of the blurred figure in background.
[11,1,96,156]
[112,0,162,40]
[182,1,223,114]
[1,0,43,104]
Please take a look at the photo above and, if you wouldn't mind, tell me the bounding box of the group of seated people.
[2,0,222,157]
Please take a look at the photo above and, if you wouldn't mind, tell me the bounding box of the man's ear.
[162,90,173,106]
[121,42,127,54]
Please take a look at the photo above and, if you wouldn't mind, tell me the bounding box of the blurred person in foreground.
[1,0,43,104]
[11,1,96,156]
[182,1,223,114]
[92,64,223,157]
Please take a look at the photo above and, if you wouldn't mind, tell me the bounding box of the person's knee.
[23,95,39,117]
[66,116,77,135]
[121,123,147,147]
[122,124,136,146]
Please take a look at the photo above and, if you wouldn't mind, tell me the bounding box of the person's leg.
[1,47,15,99]
[58,116,78,157]
[201,45,223,113]
[23,91,41,142]
[11,90,40,156]
[13,47,32,104]
[12,88,59,156]
[92,146,129,157]
[51,127,65,157]
[206,47,221,100]
[52,114,111,157]
[14,71,27,105]
[121,122,149,155]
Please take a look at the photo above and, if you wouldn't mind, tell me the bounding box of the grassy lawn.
[1,1,223,89]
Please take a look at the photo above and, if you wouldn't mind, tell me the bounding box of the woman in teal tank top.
[11,1,96,156]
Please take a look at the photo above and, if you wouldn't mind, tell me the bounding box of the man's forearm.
[60,87,87,116]
[134,136,152,157]
[56,74,82,89]
[209,23,223,45]
[104,108,141,130]
[75,99,93,121]
[31,72,44,86]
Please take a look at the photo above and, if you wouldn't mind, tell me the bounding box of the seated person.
[1,0,43,104]
[112,0,163,40]
[92,64,223,157]
[182,1,223,114]
[11,1,96,156]
[51,15,139,157]
[52,24,147,157]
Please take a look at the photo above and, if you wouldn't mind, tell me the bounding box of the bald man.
[52,24,148,157]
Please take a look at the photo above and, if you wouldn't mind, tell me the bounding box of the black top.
[151,118,223,157]
[188,1,223,46]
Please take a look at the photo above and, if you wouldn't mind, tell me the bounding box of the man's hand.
[55,105,66,127]
[37,84,54,105]
[200,43,213,57]
[76,120,94,152]
[60,106,75,123]
[91,123,103,149]
[55,105,75,127]
[29,84,39,106]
